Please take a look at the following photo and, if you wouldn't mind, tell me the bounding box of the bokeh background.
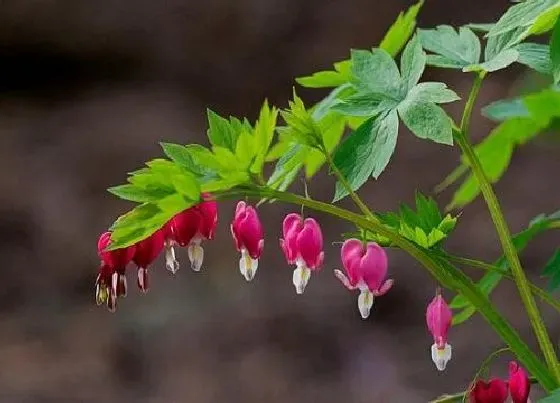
[0,0,558,402]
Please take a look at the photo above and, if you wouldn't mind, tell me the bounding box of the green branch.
[444,254,560,315]
[455,72,560,381]
[218,186,557,391]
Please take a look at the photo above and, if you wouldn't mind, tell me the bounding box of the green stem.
[219,186,557,390]
[445,254,560,315]
[456,72,560,381]
[321,145,376,219]
[462,347,510,403]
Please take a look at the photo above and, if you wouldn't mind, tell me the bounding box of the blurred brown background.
[0,0,558,402]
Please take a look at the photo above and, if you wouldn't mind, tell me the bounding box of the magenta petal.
[198,193,218,240]
[509,361,530,403]
[133,229,165,269]
[340,239,363,284]
[231,201,264,259]
[282,213,302,237]
[470,379,509,403]
[297,218,323,270]
[426,294,452,348]
[359,242,388,292]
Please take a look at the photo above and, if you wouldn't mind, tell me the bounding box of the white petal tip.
[293,266,311,295]
[240,252,258,282]
[188,243,204,272]
[431,343,452,371]
[358,289,374,319]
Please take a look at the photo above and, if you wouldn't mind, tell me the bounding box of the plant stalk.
[455,72,560,381]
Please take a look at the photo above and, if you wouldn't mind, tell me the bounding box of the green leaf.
[108,184,174,203]
[482,98,530,121]
[418,25,481,69]
[515,42,552,73]
[351,49,402,96]
[206,109,242,151]
[109,194,195,250]
[488,0,560,41]
[296,60,352,89]
[465,48,520,72]
[400,35,426,90]
[332,91,399,117]
[161,143,221,177]
[304,113,346,177]
[371,192,458,249]
[280,92,323,149]
[551,17,560,82]
[538,388,560,402]
[379,0,424,56]
[398,101,454,145]
[485,26,526,60]
[406,82,461,104]
[250,100,278,174]
[267,145,306,190]
[542,249,560,290]
[333,111,399,201]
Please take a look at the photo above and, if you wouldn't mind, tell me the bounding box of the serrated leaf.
[280,92,323,149]
[419,25,481,69]
[251,100,279,174]
[406,82,461,104]
[488,0,560,39]
[333,111,399,201]
[351,49,403,96]
[379,0,424,56]
[400,35,426,90]
[485,26,526,60]
[109,193,196,250]
[398,101,454,145]
[465,48,520,72]
[515,42,552,73]
[295,60,352,89]
[551,17,560,82]
[331,91,399,117]
[267,145,306,189]
[108,184,175,203]
[206,109,240,151]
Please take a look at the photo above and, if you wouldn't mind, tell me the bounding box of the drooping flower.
[133,229,165,293]
[509,361,531,403]
[164,193,218,273]
[96,231,136,312]
[334,239,393,319]
[426,292,453,371]
[231,201,264,281]
[280,213,324,294]
[469,379,509,403]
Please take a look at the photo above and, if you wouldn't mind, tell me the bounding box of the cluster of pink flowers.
[96,193,218,311]
[95,198,533,401]
[469,361,531,403]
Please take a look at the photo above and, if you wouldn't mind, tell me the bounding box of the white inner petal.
[357,289,374,319]
[431,343,452,371]
[292,262,311,295]
[188,242,204,272]
[239,248,258,281]
[165,242,180,274]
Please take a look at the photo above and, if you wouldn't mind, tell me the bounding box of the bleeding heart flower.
[165,193,218,273]
[133,229,165,293]
[426,292,453,371]
[280,213,324,294]
[334,239,393,319]
[96,231,136,312]
[469,379,508,403]
[509,361,531,403]
[231,201,264,281]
